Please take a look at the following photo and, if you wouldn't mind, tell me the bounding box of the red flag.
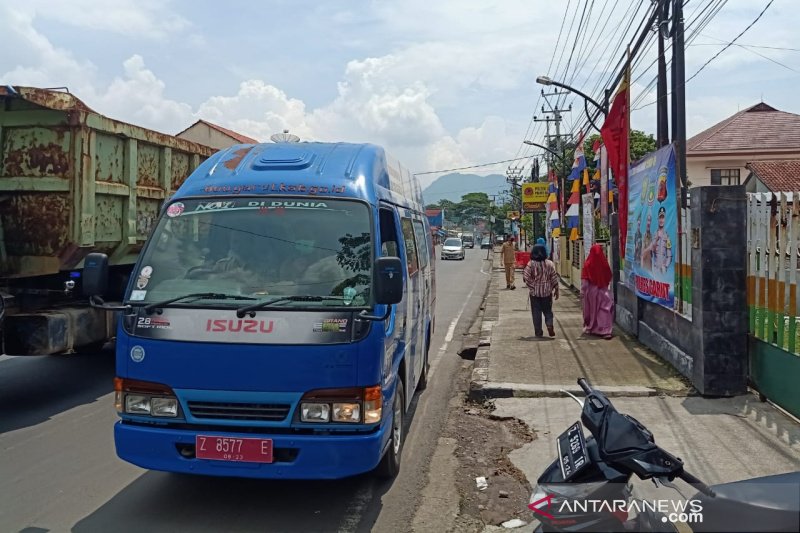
[600,70,630,261]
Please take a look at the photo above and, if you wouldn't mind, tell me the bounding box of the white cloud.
[1,0,797,190]
[0,5,96,93]
[420,116,524,186]
[90,55,194,133]
[22,0,190,40]
[197,80,313,142]
[313,56,445,146]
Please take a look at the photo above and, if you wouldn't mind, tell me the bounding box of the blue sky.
[1,0,797,188]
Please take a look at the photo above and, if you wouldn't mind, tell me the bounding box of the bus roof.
[172,142,425,212]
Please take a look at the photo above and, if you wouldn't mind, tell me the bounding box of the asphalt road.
[0,246,492,533]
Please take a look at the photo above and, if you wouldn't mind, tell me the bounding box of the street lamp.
[535,76,608,132]
[523,140,567,165]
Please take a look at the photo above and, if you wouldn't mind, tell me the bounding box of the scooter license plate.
[556,421,588,480]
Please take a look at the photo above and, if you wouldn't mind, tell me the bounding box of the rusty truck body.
[0,86,214,354]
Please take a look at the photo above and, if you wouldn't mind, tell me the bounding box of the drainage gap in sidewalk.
[458,345,478,361]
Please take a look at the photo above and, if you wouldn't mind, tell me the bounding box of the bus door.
[399,214,423,389]
[411,217,432,375]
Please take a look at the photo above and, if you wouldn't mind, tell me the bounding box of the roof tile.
[687,103,800,154]
[746,160,800,192]
[198,120,259,144]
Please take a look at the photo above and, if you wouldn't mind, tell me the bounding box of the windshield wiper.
[143,292,257,313]
[236,295,346,317]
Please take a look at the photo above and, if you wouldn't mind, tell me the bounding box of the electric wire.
[630,0,784,111]
[414,155,540,176]
[686,0,776,83]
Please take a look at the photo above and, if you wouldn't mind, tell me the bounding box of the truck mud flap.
[3,307,116,355]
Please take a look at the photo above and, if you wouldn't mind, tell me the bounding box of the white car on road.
[441,237,465,260]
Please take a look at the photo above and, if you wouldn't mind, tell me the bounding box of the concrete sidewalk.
[470,264,690,399]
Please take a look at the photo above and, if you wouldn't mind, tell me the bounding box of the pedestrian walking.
[581,244,614,339]
[522,243,559,337]
[501,236,516,290]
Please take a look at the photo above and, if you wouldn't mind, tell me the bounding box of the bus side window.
[412,220,429,270]
[380,208,399,257]
[400,218,419,276]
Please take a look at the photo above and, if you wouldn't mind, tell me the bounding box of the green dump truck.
[0,86,215,354]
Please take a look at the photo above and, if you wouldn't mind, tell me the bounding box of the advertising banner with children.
[625,144,677,309]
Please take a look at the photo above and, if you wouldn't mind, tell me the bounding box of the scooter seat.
[692,471,800,532]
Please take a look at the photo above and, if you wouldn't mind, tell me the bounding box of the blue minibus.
[83,142,436,479]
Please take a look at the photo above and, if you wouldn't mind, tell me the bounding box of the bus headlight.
[125,394,151,415]
[332,403,360,423]
[114,377,180,418]
[301,403,330,422]
[299,385,382,424]
[151,397,179,417]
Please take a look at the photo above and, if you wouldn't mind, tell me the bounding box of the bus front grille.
[187,401,291,422]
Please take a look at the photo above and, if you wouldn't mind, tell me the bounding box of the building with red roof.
[686,103,800,187]
[177,119,259,150]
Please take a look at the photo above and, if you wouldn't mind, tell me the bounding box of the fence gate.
[746,192,800,418]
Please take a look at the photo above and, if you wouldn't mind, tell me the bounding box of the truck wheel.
[375,383,404,479]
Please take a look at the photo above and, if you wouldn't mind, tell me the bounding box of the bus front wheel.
[375,384,404,479]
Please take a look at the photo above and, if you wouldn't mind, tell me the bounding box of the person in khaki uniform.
[501,236,516,289]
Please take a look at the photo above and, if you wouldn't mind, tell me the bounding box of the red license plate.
[195,435,273,463]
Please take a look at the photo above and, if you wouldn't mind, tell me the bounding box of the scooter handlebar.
[577,378,593,395]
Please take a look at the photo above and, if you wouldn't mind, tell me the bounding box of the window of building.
[710,168,740,185]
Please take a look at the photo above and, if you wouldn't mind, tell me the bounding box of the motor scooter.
[529,378,800,532]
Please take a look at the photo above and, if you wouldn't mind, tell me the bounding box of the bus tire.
[375,383,404,479]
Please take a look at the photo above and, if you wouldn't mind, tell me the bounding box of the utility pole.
[671,0,687,207]
[534,90,571,236]
[539,89,571,159]
[506,165,525,247]
[656,0,670,148]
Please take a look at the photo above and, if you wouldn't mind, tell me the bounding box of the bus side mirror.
[83,252,109,297]
[373,257,403,305]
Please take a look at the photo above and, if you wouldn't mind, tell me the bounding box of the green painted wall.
[749,337,800,419]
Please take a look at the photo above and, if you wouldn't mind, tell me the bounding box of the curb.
[469,262,499,401]
[470,382,659,399]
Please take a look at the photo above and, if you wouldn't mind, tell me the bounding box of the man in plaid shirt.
[522,243,560,337]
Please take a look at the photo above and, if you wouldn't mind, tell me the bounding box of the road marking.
[428,285,476,380]
[480,259,492,275]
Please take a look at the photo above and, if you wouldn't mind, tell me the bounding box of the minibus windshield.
[128,198,372,308]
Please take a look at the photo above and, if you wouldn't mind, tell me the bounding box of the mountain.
[421,173,507,205]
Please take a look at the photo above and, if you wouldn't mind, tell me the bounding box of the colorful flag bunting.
[567,130,587,182]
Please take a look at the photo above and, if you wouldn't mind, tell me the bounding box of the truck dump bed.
[0,86,215,279]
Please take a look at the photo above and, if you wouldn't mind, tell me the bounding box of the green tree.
[583,130,656,164]
[451,192,492,225]
[629,130,657,161]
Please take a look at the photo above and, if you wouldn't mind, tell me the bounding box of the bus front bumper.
[114,421,388,479]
